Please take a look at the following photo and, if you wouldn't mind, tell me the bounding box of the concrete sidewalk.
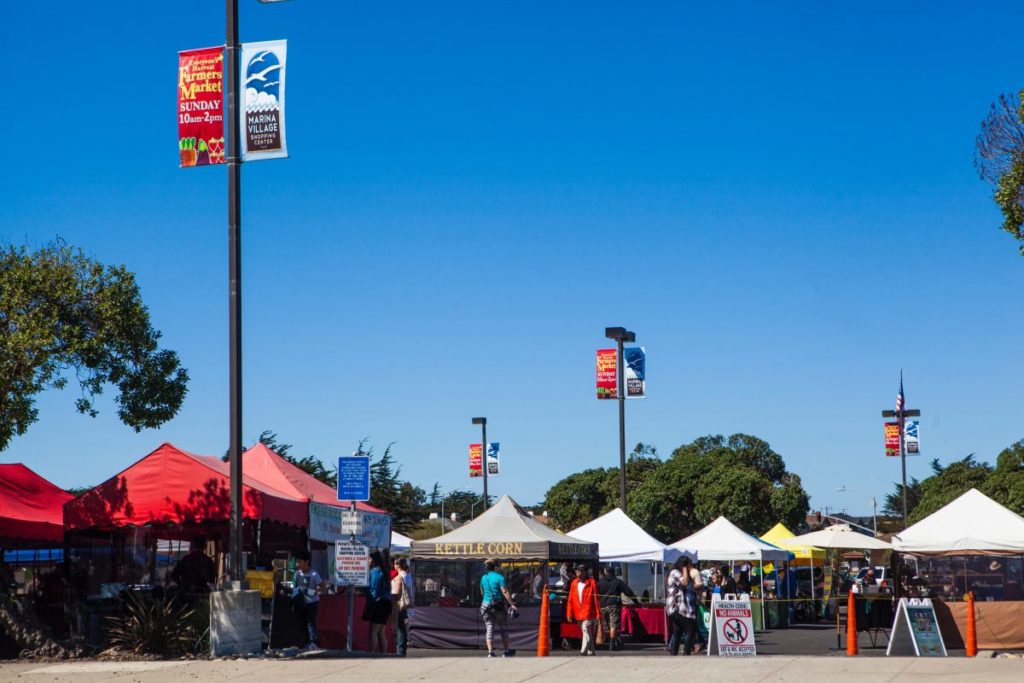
[1,655,1021,683]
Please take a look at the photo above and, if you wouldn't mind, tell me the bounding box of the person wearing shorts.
[597,566,634,651]
[480,559,517,658]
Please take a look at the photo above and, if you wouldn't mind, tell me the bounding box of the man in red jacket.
[565,564,600,656]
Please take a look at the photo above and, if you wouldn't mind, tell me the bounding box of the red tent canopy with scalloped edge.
[242,443,386,513]
[0,464,73,545]
[64,443,308,530]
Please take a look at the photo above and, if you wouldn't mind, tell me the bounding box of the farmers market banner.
[469,443,483,478]
[596,349,617,399]
[178,46,225,167]
[240,40,288,161]
[885,422,900,456]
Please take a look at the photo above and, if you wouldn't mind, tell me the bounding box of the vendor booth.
[761,522,826,607]
[569,508,696,641]
[669,516,792,629]
[892,488,1024,649]
[0,463,74,643]
[409,495,598,650]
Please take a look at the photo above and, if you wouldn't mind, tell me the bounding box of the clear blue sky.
[3,2,1023,524]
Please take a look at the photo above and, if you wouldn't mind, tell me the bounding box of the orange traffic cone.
[966,591,978,657]
[537,588,550,656]
[846,590,858,656]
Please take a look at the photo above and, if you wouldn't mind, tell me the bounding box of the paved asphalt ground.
[2,627,1019,682]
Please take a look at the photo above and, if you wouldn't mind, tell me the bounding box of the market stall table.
[315,591,394,652]
[620,605,667,639]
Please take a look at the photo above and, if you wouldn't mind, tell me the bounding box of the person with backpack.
[391,558,412,656]
[666,556,702,656]
[480,559,517,658]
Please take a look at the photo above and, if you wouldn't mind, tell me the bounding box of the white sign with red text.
[708,594,756,656]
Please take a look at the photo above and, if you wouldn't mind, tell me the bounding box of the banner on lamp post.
[177,46,225,167]
[596,349,617,399]
[486,442,500,476]
[469,443,483,478]
[625,346,646,398]
[884,422,900,457]
[240,40,288,161]
[904,420,920,455]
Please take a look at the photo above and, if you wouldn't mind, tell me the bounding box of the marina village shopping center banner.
[240,40,288,161]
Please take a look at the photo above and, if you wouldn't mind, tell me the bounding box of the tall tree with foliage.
[882,477,923,518]
[909,454,992,523]
[976,90,1024,254]
[544,434,809,542]
[0,242,188,449]
[981,439,1024,515]
[358,440,425,533]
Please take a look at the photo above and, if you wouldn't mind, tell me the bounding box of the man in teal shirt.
[480,559,517,657]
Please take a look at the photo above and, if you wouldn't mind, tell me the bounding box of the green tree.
[981,439,1024,515]
[910,454,992,523]
[359,440,424,533]
[545,433,809,543]
[0,242,188,449]
[882,477,923,518]
[976,90,1024,254]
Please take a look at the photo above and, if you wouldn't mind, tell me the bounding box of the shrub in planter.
[107,592,196,657]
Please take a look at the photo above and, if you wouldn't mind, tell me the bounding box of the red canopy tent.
[0,464,73,546]
[65,442,307,530]
[241,444,385,513]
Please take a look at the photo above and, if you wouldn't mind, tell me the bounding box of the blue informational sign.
[337,456,371,502]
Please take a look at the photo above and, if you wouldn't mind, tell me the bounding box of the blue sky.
[3,2,1023,524]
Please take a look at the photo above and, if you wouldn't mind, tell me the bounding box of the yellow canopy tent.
[761,523,826,565]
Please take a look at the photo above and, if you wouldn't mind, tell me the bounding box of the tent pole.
[760,559,765,630]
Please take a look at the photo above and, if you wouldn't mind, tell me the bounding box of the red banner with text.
[596,348,617,399]
[469,443,483,478]
[178,46,225,167]
[884,422,900,456]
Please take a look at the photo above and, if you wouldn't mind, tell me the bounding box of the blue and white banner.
[904,420,920,455]
[486,442,500,476]
[625,346,646,398]
[240,40,288,161]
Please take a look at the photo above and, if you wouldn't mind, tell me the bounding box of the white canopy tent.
[570,508,696,600]
[789,524,892,550]
[669,516,792,628]
[669,516,791,563]
[892,488,1024,556]
[570,508,695,564]
[391,530,413,554]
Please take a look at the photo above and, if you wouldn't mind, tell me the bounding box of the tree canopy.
[0,242,188,450]
[975,90,1024,254]
[909,454,992,523]
[543,435,810,543]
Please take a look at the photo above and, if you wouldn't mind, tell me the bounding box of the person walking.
[565,564,600,656]
[367,551,392,653]
[291,550,322,651]
[666,556,701,656]
[480,559,517,658]
[597,566,635,651]
[390,558,412,656]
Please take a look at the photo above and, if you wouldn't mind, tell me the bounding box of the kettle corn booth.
[409,495,597,649]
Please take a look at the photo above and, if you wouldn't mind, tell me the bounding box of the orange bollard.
[537,588,551,656]
[846,590,858,656]
[966,591,978,657]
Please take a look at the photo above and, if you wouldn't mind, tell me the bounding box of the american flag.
[896,372,905,413]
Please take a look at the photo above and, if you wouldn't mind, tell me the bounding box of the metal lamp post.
[472,417,488,512]
[604,327,635,511]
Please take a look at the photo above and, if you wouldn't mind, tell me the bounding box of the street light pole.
[226,0,244,585]
[472,417,488,511]
[837,486,878,537]
[604,327,635,512]
[882,395,920,528]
